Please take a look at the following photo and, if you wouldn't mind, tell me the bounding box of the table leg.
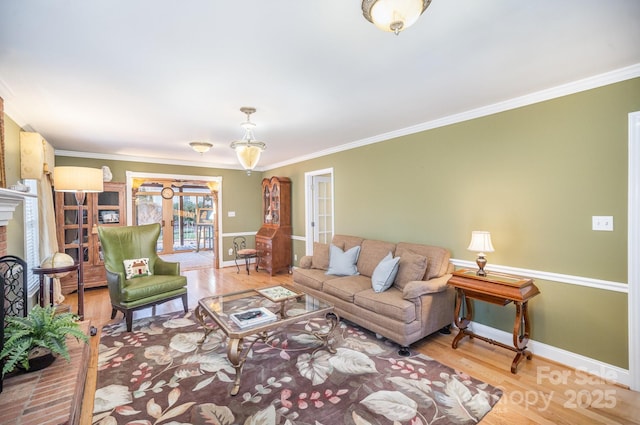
[308,312,339,354]
[227,337,244,396]
[510,301,533,373]
[226,331,270,396]
[48,277,54,307]
[194,305,219,344]
[39,275,45,307]
[452,289,473,349]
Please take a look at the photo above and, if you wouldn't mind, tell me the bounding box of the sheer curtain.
[38,173,64,304]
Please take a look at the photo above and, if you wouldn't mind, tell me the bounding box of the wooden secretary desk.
[256,176,292,275]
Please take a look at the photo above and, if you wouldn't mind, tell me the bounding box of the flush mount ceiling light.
[189,141,213,154]
[362,0,432,35]
[230,107,267,175]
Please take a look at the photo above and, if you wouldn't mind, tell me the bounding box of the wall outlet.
[592,216,614,231]
[294,254,298,261]
[228,248,234,256]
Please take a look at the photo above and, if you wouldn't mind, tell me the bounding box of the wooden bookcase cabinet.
[55,182,126,294]
[256,176,292,275]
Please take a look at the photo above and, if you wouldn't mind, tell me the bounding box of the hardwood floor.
[67,266,640,425]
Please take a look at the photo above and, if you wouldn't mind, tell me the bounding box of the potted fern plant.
[1,305,88,376]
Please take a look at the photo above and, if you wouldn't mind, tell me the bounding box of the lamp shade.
[362,0,432,34]
[53,166,104,192]
[234,144,263,172]
[467,231,495,254]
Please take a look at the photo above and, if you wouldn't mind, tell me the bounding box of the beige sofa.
[292,235,455,355]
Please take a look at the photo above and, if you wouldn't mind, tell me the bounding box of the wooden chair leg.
[126,311,133,332]
[181,293,188,313]
[111,308,117,319]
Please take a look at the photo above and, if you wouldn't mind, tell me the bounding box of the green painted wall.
[5,77,638,369]
[53,156,264,262]
[4,114,26,257]
[269,77,640,369]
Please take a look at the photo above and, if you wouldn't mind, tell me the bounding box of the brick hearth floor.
[0,321,90,425]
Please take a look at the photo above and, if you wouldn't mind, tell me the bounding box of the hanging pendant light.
[362,0,432,35]
[230,107,266,175]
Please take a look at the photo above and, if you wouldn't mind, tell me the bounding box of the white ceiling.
[1,0,639,171]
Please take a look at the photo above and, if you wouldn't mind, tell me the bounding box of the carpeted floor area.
[93,310,502,425]
[160,250,214,271]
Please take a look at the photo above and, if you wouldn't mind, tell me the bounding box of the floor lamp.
[53,166,103,322]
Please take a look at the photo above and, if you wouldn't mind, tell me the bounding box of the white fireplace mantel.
[0,187,36,226]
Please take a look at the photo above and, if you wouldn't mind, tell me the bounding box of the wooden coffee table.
[194,287,338,395]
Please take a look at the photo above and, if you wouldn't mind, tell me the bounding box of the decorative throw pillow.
[371,251,400,293]
[123,257,151,279]
[326,244,360,276]
[394,251,428,290]
[311,242,330,270]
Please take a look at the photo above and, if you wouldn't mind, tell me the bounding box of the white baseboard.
[467,322,630,388]
[221,258,256,269]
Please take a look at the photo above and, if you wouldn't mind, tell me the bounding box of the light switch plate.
[228,211,236,217]
[592,216,613,231]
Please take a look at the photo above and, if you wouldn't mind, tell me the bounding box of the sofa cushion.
[371,252,400,293]
[354,287,417,323]
[326,244,360,276]
[357,239,397,277]
[323,275,371,303]
[122,274,186,302]
[332,235,364,252]
[292,268,331,291]
[311,242,330,270]
[394,251,428,290]
[396,242,451,280]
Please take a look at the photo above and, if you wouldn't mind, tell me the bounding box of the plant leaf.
[146,398,162,419]
[157,402,196,422]
[360,390,417,422]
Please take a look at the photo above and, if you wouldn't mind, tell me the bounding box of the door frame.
[304,168,334,255]
[628,111,639,391]
[126,171,223,267]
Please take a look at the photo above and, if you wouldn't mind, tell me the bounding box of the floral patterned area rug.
[93,311,502,425]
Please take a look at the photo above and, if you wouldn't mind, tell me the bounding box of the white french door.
[305,168,334,254]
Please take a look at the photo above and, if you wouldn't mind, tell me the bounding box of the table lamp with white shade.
[467,231,494,277]
[53,166,104,320]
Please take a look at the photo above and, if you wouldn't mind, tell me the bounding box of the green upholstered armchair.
[98,223,188,331]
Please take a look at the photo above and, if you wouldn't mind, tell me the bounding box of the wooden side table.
[447,268,540,373]
[32,264,80,314]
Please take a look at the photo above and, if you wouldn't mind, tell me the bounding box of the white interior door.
[628,110,639,391]
[305,168,334,254]
[312,175,332,244]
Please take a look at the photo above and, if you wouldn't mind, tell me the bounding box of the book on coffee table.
[257,286,301,302]
[229,307,277,328]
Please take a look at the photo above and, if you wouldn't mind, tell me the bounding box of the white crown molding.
[5,64,639,170]
[451,259,628,293]
[54,149,265,173]
[266,63,640,171]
